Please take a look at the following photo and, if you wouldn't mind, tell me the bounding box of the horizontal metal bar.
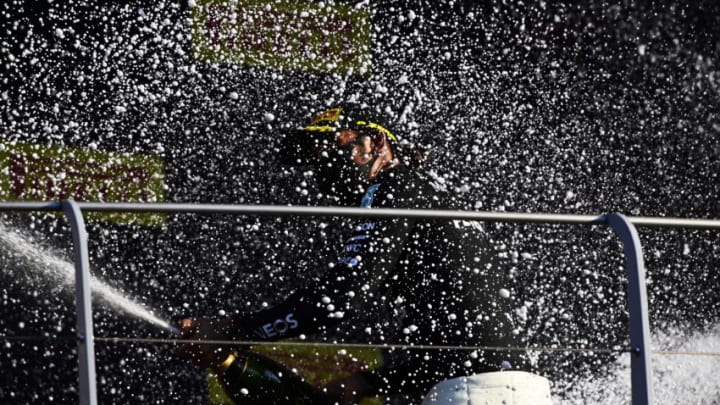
[2,201,720,229]
[0,201,62,211]
[1,201,606,224]
[627,216,720,229]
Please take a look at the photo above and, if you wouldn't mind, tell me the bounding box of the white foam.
[556,324,720,404]
[0,221,172,332]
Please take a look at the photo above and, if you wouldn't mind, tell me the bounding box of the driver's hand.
[176,317,231,369]
[323,373,375,405]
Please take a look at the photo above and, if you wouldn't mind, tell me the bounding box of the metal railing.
[3,200,720,405]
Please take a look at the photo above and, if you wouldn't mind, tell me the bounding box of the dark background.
[1,0,720,403]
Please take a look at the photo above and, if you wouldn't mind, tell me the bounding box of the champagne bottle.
[214,350,332,405]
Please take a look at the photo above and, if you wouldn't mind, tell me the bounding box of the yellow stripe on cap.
[356,120,398,142]
[302,125,337,132]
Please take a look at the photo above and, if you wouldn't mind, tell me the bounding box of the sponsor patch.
[0,142,165,225]
[191,0,371,75]
[311,108,343,125]
[253,313,299,339]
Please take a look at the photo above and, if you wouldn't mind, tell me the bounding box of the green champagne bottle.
[215,350,332,405]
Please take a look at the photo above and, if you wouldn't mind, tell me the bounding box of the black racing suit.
[230,165,525,402]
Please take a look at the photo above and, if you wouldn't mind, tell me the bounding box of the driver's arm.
[223,215,413,342]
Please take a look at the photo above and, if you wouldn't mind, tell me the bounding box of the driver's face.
[336,129,374,166]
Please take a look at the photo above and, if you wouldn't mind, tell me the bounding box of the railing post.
[606,213,654,405]
[62,200,98,405]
